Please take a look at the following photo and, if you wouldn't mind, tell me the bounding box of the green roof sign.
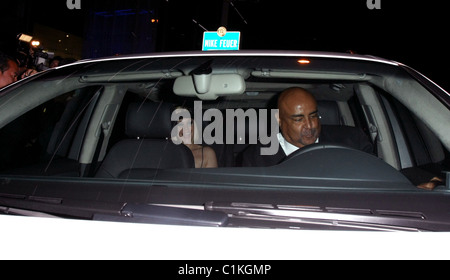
[202,27,240,51]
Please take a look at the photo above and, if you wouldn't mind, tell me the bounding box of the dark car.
[0,50,449,236]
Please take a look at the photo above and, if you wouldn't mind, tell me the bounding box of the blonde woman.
[172,107,218,168]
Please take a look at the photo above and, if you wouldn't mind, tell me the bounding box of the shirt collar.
[277,133,319,156]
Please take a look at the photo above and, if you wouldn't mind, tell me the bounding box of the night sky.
[2,0,449,90]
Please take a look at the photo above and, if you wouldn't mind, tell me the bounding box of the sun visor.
[173,74,246,100]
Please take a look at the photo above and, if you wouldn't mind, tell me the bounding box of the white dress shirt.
[277,133,319,156]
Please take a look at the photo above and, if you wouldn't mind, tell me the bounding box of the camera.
[16,33,54,71]
[33,47,54,71]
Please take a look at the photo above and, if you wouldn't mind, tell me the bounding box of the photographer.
[0,50,38,89]
[0,51,20,89]
[16,34,51,73]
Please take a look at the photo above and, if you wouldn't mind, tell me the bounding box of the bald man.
[241,87,373,167]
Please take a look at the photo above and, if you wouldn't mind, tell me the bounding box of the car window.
[378,89,450,186]
[0,86,102,176]
[0,55,448,185]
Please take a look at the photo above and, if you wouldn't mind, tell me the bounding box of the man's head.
[0,53,19,88]
[49,56,62,68]
[276,87,321,148]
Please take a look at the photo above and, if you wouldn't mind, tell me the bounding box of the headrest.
[317,100,342,125]
[125,102,174,139]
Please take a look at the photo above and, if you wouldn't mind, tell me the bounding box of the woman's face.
[178,118,194,144]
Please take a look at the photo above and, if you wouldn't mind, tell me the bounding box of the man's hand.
[417,177,444,191]
[21,68,37,79]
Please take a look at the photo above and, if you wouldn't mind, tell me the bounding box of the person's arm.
[401,166,446,190]
[417,177,444,190]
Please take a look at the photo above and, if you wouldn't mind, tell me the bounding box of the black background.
[1,0,449,91]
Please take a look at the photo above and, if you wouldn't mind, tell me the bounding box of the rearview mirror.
[173,74,246,100]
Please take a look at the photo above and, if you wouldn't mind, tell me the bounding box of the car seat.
[317,100,342,125]
[95,101,195,178]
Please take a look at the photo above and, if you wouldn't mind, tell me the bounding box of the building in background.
[33,24,83,61]
[1,0,161,60]
[1,0,230,60]
[83,4,159,58]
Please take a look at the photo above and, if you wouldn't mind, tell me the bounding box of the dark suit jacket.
[241,125,374,167]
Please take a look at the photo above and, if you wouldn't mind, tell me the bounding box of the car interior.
[0,55,448,191]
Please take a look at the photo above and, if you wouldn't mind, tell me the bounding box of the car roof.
[69,50,401,67]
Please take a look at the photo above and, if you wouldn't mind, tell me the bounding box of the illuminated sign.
[202,27,240,51]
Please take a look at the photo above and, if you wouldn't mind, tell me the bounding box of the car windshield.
[0,51,449,231]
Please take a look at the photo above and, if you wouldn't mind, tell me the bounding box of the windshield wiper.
[0,190,429,230]
[94,203,229,227]
[0,206,60,218]
[0,193,124,219]
[205,202,427,232]
[0,193,228,227]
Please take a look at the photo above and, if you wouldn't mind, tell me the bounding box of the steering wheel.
[274,142,412,187]
[282,143,358,163]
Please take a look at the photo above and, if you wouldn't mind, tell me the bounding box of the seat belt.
[362,104,380,155]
